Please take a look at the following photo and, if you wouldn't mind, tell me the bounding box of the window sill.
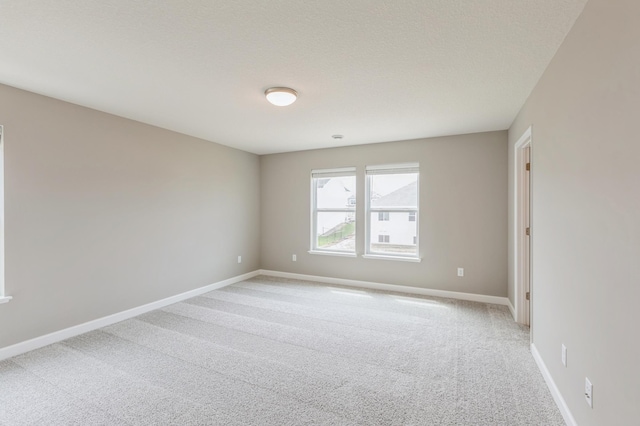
[362,254,422,263]
[0,296,12,304]
[308,250,357,258]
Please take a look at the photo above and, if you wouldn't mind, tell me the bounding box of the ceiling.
[0,1,588,155]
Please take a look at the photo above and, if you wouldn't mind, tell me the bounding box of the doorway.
[514,127,532,327]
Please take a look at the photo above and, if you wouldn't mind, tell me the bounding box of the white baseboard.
[531,343,576,426]
[258,270,509,306]
[507,299,516,321]
[0,270,260,362]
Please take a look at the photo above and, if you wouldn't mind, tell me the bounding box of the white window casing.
[365,163,420,260]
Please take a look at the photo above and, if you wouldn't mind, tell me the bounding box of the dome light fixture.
[265,87,298,106]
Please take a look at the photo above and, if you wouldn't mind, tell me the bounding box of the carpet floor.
[0,276,564,425]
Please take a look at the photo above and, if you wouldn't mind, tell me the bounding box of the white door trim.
[0,125,7,305]
[514,126,532,327]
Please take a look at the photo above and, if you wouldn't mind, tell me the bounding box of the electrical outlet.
[237,256,242,264]
[561,344,567,367]
[585,377,593,408]
[292,254,297,262]
[457,267,464,277]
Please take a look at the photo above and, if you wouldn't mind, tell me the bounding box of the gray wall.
[0,83,260,349]
[261,132,508,296]
[508,0,640,424]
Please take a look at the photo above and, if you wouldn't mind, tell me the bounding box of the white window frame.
[364,163,420,262]
[0,126,10,304]
[309,167,357,256]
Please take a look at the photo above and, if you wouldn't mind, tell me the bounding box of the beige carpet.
[0,276,564,425]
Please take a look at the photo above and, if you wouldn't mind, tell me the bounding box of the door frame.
[514,126,532,327]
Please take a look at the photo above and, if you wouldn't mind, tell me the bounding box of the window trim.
[365,163,420,260]
[308,250,357,258]
[310,167,357,255]
[362,254,422,263]
[0,126,10,304]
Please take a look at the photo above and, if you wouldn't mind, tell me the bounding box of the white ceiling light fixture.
[265,87,298,106]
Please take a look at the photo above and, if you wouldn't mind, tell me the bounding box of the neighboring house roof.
[372,181,417,207]
[317,178,330,189]
[318,177,353,192]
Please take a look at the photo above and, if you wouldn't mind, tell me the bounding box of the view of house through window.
[311,168,356,253]
[310,164,419,259]
[366,164,419,257]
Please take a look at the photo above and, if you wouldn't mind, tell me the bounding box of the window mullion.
[368,208,417,212]
[316,208,355,213]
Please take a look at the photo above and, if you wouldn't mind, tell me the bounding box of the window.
[311,167,356,254]
[366,163,419,258]
[0,126,9,304]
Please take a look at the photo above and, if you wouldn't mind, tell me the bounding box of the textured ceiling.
[0,1,588,154]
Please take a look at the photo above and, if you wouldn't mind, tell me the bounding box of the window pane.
[369,173,418,208]
[315,212,355,251]
[316,176,356,209]
[369,211,417,255]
